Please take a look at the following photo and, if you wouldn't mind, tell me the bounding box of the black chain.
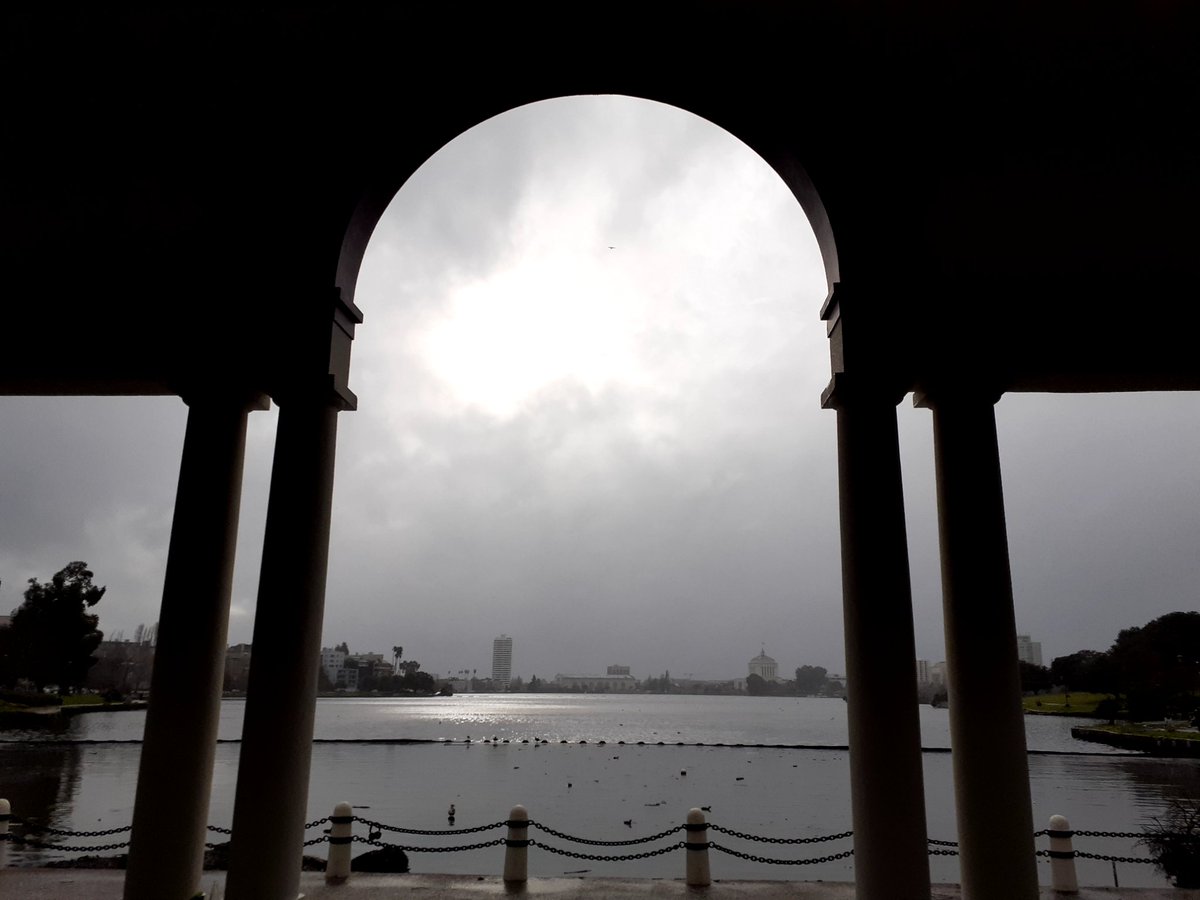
[207,825,233,835]
[4,833,131,853]
[305,817,329,830]
[927,838,959,847]
[928,848,960,856]
[708,841,854,865]
[303,835,330,847]
[1075,850,1155,864]
[11,820,132,838]
[709,824,853,845]
[530,822,682,846]
[1072,830,1146,839]
[353,835,505,853]
[357,818,505,836]
[530,837,684,862]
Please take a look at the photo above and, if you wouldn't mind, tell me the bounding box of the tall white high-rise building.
[492,634,513,688]
[1016,634,1043,667]
[915,659,931,686]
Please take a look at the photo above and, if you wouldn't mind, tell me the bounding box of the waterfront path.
[1,871,1198,899]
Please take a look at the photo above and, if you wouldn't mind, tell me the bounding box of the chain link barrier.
[10,818,132,838]
[353,834,504,854]
[4,813,1185,872]
[1073,829,1146,839]
[3,832,131,853]
[709,841,854,865]
[357,817,505,836]
[709,824,853,845]
[530,821,682,846]
[1075,850,1156,864]
[530,837,684,862]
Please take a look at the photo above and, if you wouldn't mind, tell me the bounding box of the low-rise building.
[553,673,638,692]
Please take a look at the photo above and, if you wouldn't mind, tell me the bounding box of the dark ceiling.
[3,4,1196,399]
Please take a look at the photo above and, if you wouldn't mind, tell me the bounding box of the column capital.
[268,287,363,411]
[821,373,908,410]
[178,385,270,412]
[912,382,1003,409]
[272,375,358,412]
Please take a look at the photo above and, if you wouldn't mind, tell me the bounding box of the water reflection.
[0,742,83,864]
[1,697,1196,887]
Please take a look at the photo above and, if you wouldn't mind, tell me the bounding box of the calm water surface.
[2,695,1196,887]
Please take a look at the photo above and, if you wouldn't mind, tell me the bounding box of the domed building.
[748,646,779,682]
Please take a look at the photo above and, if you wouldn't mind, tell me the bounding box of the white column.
[924,390,1038,900]
[124,393,263,900]
[826,375,931,900]
[224,396,341,900]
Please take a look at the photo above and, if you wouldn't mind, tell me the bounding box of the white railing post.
[1048,814,1078,894]
[503,804,529,884]
[0,799,10,868]
[325,801,353,885]
[686,807,711,887]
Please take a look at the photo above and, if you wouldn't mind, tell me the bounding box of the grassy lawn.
[1023,692,1110,715]
[60,694,104,706]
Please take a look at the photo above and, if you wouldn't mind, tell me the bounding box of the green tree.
[794,665,829,696]
[1018,661,1052,693]
[1110,612,1200,720]
[1050,649,1114,693]
[4,562,105,692]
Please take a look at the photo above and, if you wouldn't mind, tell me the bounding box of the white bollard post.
[325,801,354,885]
[503,805,529,884]
[0,799,10,868]
[1047,814,1079,894]
[685,807,711,887]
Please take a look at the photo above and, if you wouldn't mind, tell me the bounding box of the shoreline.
[1072,725,1200,757]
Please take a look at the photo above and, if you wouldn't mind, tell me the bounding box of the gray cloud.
[4,97,1195,686]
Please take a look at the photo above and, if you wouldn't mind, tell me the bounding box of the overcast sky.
[2,96,1198,682]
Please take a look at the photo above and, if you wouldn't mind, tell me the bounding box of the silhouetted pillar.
[921,389,1038,900]
[224,394,341,900]
[824,374,931,900]
[125,391,265,900]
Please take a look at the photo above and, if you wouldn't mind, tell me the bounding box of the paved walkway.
[2,871,1199,899]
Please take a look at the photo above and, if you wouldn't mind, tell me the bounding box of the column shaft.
[125,398,253,900]
[836,399,931,900]
[932,400,1038,900]
[224,399,339,900]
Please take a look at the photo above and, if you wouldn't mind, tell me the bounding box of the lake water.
[3,695,1197,887]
